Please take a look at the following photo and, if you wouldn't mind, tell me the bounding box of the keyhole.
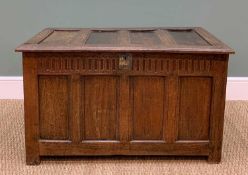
[119,53,132,70]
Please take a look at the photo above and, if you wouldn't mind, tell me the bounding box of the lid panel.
[15,27,234,54]
[86,31,118,45]
[167,29,210,46]
[129,30,161,45]
[41,30,80,45]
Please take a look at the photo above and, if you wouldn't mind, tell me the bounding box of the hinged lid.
[15,27,234,54]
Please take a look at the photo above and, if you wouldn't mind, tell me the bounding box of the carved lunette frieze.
[37,53,214,74]
[131,54,213,73]
[38,53,118,73]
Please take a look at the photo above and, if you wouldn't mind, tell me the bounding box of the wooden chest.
[16,27,234,165]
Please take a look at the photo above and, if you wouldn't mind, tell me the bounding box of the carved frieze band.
[132,57,212,73]
[38,56,118,73]
[38,54,214,74]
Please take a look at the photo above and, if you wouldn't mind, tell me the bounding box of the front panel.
[31,52,228,161]
[81,76,119,141]
[130,76,166,141]
[178,77,212,141]
[38,75,70,140]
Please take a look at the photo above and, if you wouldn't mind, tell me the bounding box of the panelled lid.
[15,27,234,54]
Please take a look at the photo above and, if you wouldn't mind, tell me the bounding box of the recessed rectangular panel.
[178,77,212,140]
[86,31,118,45]
[168,30,210,46]
[39,76,69,140]
[130,31,161,45]
[131,76,165,140]
[41,30,79,45]
[82,76,119,140]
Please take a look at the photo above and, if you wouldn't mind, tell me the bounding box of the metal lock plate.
[119,53,132,70]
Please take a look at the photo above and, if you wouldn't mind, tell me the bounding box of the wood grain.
[39,142,210,156]
[39,76,70,140]
[21,52,230,164]
[130,76,166,141]
[40,30,80,45]
[178,77,212,140]
[23,54,40,165]
[86,31,118,45]
[82,76,119,140]
[18,28,233,164]
[70,74,82,143]
[15,27,234,54]
[208,56,229,163]
[167,29,210,46]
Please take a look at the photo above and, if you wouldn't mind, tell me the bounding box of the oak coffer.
[16,27,234,165]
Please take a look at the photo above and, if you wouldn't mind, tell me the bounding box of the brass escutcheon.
[119,53,132,70]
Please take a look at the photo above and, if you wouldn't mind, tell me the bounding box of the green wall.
[0,0,247,76]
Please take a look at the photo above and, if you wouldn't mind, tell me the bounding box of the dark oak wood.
[82,76,119,140]
[178,77,212,141]
[39,142,210,156]
[16,27,234,165]
[39,76,70,140]
[130,76,166,141]
[22,54,40,165]
[16,27,234,54]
